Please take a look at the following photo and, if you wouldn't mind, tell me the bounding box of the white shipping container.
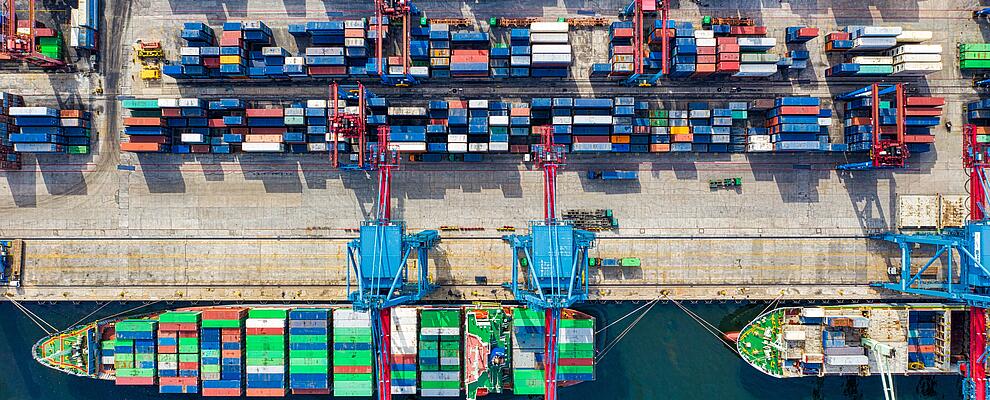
[344,38,365,47]
[285,57,305,65]
[306,47,344,56]
[388,66,405,75]
[489,142,509,152]
[468,100,489,109]
[393,142,426,152]
[513,351,537,368]
[9,107,57,116]
[392,387,416,395]
[420,327,459,336]
[531,44,572,54]
[892,62,942,75]
[421,372,460,381]
[178,98,202,107]
[894,53,941,63]
[668,110,688,119]
[439,357,460,365]
[157,98,179,108]
[529,33,570,44]
[784,330,807,341]
[895,30,933,43]
[489,115,509,126]
[889,44,942,55]
[159,362,178,370]
[245,318,286,328]
[610,55,634,63]
[572,142,612,152]
[858,26,903,37]
[387,107,427,116]
[559,333,594,343]
[746,142,773,152]
[333,318,372,328]
[307,142,328,152]
[447,142,468,153]
[410,66,429,77]
[69,26,80,47]
[747,135,771,144]
[333,309,370,321]
[732,64,777,77]
[531,53,572,64]
[530,22,569,33]
[853,37,897,50]
[307,100,328,108]
[447,134,468,143]
[72,7,89,27]
[736,37,777,48]
[180,133,205,143]
[179,47,201,56]
[344,19,366,29]
[851,56,893,65]
[695,38,717,47]
[572,115,612,125]
[689,110,710,119]
[343,106,360,114]
[826,355,870,366]
[468,143,489,152]
[241,142,285,152]
[284,108,304,116]
[818,118,832,126]
[246,366,286,374]
[552,116,573,125]
[694,30,714,39]
[421,389,460,397]
[101,356,115,365]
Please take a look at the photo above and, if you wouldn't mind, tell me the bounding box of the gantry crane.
[502,125,595,400]
[343,120,440,400]
[871,123,990,400]
[836,83,909,170]
[328,82,371,170]
[374,0,420,86]
[1,0,66,68]
[621,0,667,86]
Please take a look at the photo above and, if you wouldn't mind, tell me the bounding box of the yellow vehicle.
[140,66,161,80]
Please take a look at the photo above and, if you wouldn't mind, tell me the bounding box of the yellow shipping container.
[219,55,242,64]
[670,126,690,135]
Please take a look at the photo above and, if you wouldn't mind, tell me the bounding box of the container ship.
[32,305,595,397]
[734,304,970,378]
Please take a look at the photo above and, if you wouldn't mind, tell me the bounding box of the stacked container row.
[0,92,24,170]
[842,92,943,153]
[390,308,419,395]
[332,309,373,397]
[200,307,246,397]
[245,308,287,397]
[114,319,157,386]
[288,309,331,394]
[510,308,545,395]
[69,0,99,49]
[825,26,940,77]
[157,311,200,394]
[419,309,461,397]
[8,106,91,154]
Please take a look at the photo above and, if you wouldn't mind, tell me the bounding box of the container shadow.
[36,154,89,196]
[237,155,304,193]
[577,172,643,194]
[196,154,226,182]
[165,0,247,26]
[135,153,187,193]
[3,159,38,207]
[837,170,894,233]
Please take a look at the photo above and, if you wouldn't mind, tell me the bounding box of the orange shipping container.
[650,144,670,152]
[510,107,531,117]
[671,134,693,142]
[60,110,83,118]
[344,29,364,38]
[120,142,163,152]
[610,135,631,144]
[123,117,162,126]
[244,134,283,143]
[904,135,935,144]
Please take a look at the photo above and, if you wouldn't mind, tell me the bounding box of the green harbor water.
[0,302,963,399]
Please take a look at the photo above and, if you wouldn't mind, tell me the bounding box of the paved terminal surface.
[0,0,981,301]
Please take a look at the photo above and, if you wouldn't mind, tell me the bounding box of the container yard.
[5,0,990,399]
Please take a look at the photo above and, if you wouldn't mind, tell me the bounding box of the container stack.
[344,20,370,77]
[646,19,674,72]
[467,99,489,153]
[823,31,853,53]
[960,43,990,70]
[785,26,819,44]
[669,21,696,78]
[843,93,942,154]
[826,27,940,77]
[410,29,431,79]
[245,308,288,397]
[908,311,938,368]
[8,106,64,153]
[200,307,246,397]
[305,99,329,152]
[427,100,449,154]
[716,36,740,74]
[157,311,200,394]
[288,308,330,395]
[571,98,613,153]
[490,43,510,78]
[647,107,669,153]
[766,97,831,152]
[419,309,461,397]
[511,308,545,396]
[388,105,429,153]
[0,93,24,170]
[301,22,347,78]
[450,31,490,77]
[207,98,245,154]
[608,21,633,77]
[429,24,451,79]
[332,309,374,397]
[446,101,467,153]
[487,101,510,152]
[244,107,286,152]
[101,339,116,371]
[557,316,595,382]
[889,44,943,76]
[509,28,530,77]
[530,22,570,78]
[69,0,99,50]
[669,110,690,152]
[390,307,419,395]
[114,319,157,386]
[693,29,716,77]
[509,102,532,152]
[60,110,92,154]
[735,36,778,77]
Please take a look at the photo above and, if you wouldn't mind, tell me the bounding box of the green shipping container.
[961,52,990,61]
[157,354,178,362]
[289,364,327,374]
[200,364,220,373]
[289,335,326,343]
[178,354,198,362]
[512,369,545,395]
[420,380,460,389]
[66,145,89,154]
[248,309,288,319]
[962,60,990,69]
[961,43,990,52]
[558,343,594,352]
[200,319,241,328]
[117,368,156,377]
[559,319,593,329]
[121,99,161,109]
[116,320,156,331]
[158,311,200,323]
[558,365,594,375]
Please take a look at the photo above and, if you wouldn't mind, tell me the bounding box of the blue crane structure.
[872,123,989,400]
[374,0,421,86]
[340,117,440,400]
[503,125,595,400]
[621,0,668,86]
[835,83,909,171]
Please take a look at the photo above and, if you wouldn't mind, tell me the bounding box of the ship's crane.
[836,83,909,170]
[871,122,990,400]
[328,82,370,170]
[374,0,420,86]
[1,0,66,68]
[862,338,897,400]
[342,121,440,400]
[502,125,595,400]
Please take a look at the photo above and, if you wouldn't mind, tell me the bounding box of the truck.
[587,170,639,180]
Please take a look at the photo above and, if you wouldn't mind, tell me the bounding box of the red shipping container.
[218,38,242,47]
[202,57,221,68]
[694,64,716,74]
[308,66,347,75]
[127,135,170,144]
[612,28,633,38]
[190,145,211,153]
[908,345,919,352]
[918,345,936,352]
[158,345,178,353]
[572,135,609,143]
[60,110,83,118]
[178,331,197,338]
[245,108,283,118]
[848,117,872,125]
[510,107,531,116]
[121,142,165,152]
[392,354,416,363]
[906,97,945,107]
[718,52,740,62]
[904,108,943,117]
[611,45,634,54]
[293,389,332,395]
[245,327,285,335]
[157,331,178,338]
[201,308,246,320]
[826,32,851,41]
[730,26,767,35]
[450,55,488,63]
[179,361,199,370]
[718,44,739,53]
[334,366,373,374]
[230,128,249,135]
[716,62,740,72]
[222,335,241,342]
[159,322,198,331]
[448,100,466,108]
[116,377,155,386]
[123,117,163,126]
[245,388,286,397]
[222,349,241,358]
[671,134,693,142]
[798,27,819,37]
[558,358,595,366]
[510,145,529,153]
[160,377,198,386]
[208,118,226,128]
[777,106,820,115]
[697,55,716,64]
[904,135,935,144]
[879,126,898,134]
[202,388,241,397]
[160,108,181,117]
[650,144,670,152]
[221,326,242,333]
[452,49,489,56]
[344,29,364,38]
[696,46,716,55]
[717,37,737,45]
[34,28,55,37]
